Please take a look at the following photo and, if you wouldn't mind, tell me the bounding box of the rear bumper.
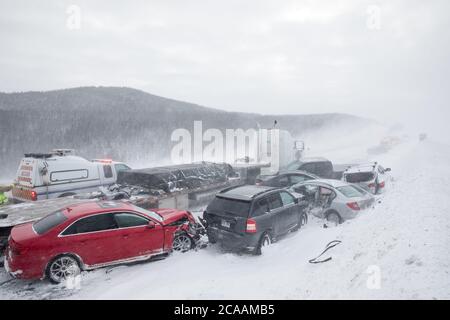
[4,249,23,279]
[340,209,359,220]
[3,247,42,280]
[207,227,260,252]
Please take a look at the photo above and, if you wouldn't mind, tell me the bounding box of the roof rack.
[52,149,75,156]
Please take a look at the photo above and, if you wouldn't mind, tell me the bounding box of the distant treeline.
[0,86,371,178]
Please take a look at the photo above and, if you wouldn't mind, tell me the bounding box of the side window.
[274,175,289,187]
[50,169,88,182]
[378,166,385,174]
[300,163,316,173]
[318,187,336,203]
[290,174,309,184]
[280,191,295,206]
[114,213,149,228]
[62,214,117,235]
[267,193,283,210]
[315,162,332,176]
[103,165,113,178]
[293,185,306,194]
[114,164,130,173]
[251,198,270,217]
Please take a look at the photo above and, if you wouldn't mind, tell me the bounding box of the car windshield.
[337,185,366,198]
[33,210,68,235]
[130,205,163,222]
[344,172,375,183]
[207,197,251,218]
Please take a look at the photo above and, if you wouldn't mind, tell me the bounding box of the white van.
[11,149,131,202]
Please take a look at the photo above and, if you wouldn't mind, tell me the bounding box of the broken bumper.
[207,227,259,252]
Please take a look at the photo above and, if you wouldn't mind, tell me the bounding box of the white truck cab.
[11,149,131,202]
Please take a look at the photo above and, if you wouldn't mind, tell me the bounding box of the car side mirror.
[385,168,391,172]
[147,221,156,229]
[294,198,299,204]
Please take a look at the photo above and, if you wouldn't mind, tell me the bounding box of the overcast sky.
[1,0,449,136]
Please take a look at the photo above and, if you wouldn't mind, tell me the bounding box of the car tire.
[46,254,81,284]
[207,234,217,244]
[254,231,272,255]
[325,211,341,227]
[292,212,307,232]
[172,233,194,252]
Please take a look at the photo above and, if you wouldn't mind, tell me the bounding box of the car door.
[279,191,298,229]
[266,191,290,235]
[315,186,336,217]
[377,166,386,186]
[250,197,272,234]
[292,184,321,217]
[113,212,165,259]
[60,213,122,266]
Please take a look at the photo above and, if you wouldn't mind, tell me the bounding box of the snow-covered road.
[1,138,449,299]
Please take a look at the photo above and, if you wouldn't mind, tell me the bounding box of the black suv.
[203,185,307,255]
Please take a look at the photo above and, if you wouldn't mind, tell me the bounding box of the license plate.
[221,220,231,228]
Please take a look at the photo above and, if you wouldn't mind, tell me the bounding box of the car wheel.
[292,213,307,232]
[254,232,272,255]
[172,233,193,252]
[47,255,81,284]
[301,212,308,226]
[325,211,341,227]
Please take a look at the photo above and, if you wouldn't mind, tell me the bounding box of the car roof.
[258,170,318,180]
[62,201,135,219]
[293,178,349,189]
[218,185,277,201]
[278,170,320,177]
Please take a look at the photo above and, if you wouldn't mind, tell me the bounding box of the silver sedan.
[288,179,375,225]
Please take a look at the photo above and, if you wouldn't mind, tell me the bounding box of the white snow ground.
[0,135,449,299]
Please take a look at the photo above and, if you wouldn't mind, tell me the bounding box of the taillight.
[346,202,360,210]
[255,180,262,186]
[368,183,376,188]
[30,190,37,201]
[246,219,257,233]
[379,181,385,188]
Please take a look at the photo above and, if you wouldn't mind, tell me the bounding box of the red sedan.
[4,201,198,283]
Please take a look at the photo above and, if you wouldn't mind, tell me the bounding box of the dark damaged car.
[202,185,308,255]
